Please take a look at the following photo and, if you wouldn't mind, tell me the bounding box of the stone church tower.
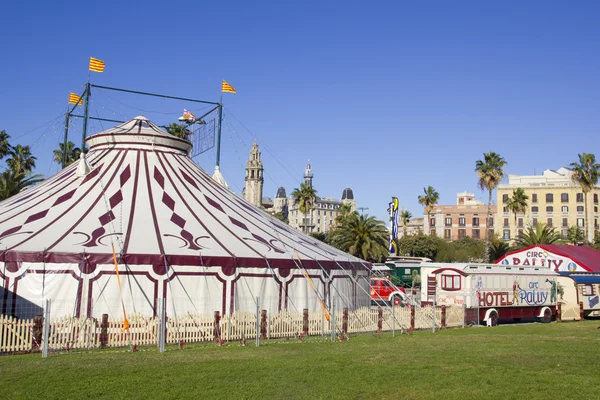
[244,142,264,207]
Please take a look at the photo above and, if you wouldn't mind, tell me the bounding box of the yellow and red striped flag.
[68,92,83,106]
[89,57,105,72]
[221,80,236,94]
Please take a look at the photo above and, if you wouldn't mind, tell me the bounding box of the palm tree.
[335,202,354,225]
[6,144,36,174]
[164,123,192,140]
[400,210,412,237]
[566,226,585,246]
[475,152,507,261]
[570,153,600,242]
[328,213,389,261]
[514,222,565,249]
[504,187,529,238]
[291,183,317,233]
[53,141,82,167]
[0,170,44,201]
[0,130,11,160]
[418,186,439,234]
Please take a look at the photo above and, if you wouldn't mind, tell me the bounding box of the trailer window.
[583,284,596,296]
[441,275,461,291]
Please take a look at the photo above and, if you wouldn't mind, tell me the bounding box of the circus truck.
[419,263,560,326]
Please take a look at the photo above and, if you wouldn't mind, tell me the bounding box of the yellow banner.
[221,80,236,93]
[68,92,83,105]
[89,57,105,72]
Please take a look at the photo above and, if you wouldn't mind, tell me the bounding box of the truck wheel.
[391,295,401,306]
[489,311,499,327]
[541,308,552,323]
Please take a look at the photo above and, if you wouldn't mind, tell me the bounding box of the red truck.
[370,277,407,306]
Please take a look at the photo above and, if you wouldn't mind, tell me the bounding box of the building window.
[472,217,479,226]
[561,206,568,213]
[503,218,509,227]
[577,206,584,212]
[532,218,538,225]
[561,193,569,202]
[561,229,568,237]
[595,194,598,204]
[502,194,509,203]
[596,219,599,228]
[430,218,435,227]
[532,206,539,213]
[546,206,553,213]
[430,229,436,236]
[444,229,451,239]
[546,193,553,203]
[488,217,493,227]
[583,284,596,296]
[595,206,598,213]
[317,210,320,216]
[503,229,510,240]
[532,194,538,203]
[577,193,584,203]
[547,218,553,227]
[518,218,523,227]
[488,229,494,238]
[458,229,466,239]
[577,218,584,227]
[562,218,568,228]
[441,275,461,291]
[518,229,524,238]
[503,206,508,213]
[445,217,452,227]
[458,217,465,226]
[472,229,480,239]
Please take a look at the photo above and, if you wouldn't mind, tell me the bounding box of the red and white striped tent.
[0,116,369,319]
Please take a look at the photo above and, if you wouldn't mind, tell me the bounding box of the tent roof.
[0,116,365,271]
[498,244,600,272]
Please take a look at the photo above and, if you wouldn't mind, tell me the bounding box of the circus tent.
[0,116,370,319]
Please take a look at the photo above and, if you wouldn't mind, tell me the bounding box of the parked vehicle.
[419,263,560,326]
[558,272,600,318]
[370,276,407,306]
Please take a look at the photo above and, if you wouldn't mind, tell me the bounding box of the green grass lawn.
[1,321,599,400]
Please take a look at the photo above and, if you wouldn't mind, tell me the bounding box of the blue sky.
[1,1,599,223]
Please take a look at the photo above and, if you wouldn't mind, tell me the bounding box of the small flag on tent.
[68,92,83,106]
[89,57,105,72]
[181,109,196,122]
[221,80,236,94]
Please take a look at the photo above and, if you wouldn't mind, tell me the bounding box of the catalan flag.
[68,92,83,106]
[221,80,236,94]
[89,57,105,73]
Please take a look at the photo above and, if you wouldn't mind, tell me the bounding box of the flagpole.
[81,82,91,152]
[62,105,70,169]
[216,91,223,168]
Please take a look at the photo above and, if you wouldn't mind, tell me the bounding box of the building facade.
[398,217,424,238]
[243,142,264,207]
[287,162,356,234]
[496,168,600,242]
[423,192,496,241]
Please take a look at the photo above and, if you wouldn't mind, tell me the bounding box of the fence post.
[33,313,43,352]
[100,314,109,349]
[302,309,309,336]
[330,298,335,342]
[213,311,221,342]
[410,305,415,331]
[255,297,260,347]
[159,298,166,352]
[260,310,267,339]
[556,302,562,323]
[579,302,584,321]
[42,299,50,358]
[441,305,447,329]
[342,307,348,335]
[377,307,383,337]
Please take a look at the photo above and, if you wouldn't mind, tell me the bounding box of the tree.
[566,226,585,246]
[570,153,600,242]
[0,130,11,160]
[418,186,439,234]
[396,233,444,260]
[0,170,44,201]
[514,222,566,248]
[436,237,485,263]
[6,144,36,174]
[328,213,388,262]
[53,141,82,167]
[504,187,529,237]
[335,202,354,225]
[400,210,412,237]
[475,152,507,262]
[291,183,317,234]
[489,237,510,263]
[164,123,192,140]
[310,231,326,242]
[272,212,289,224]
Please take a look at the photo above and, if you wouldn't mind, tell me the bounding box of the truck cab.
[370,277,407,306]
